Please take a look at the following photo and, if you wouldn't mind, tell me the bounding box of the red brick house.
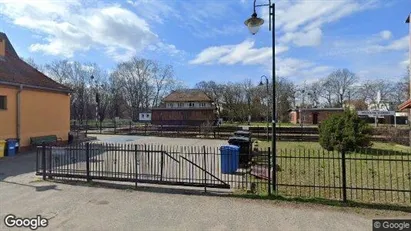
[289,108,344,125]
[151,89,217,126]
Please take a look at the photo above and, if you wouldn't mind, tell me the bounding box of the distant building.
[289,108,344,125]
[139,112,152,122]
[151,89,217,126]
[0,32,71,148]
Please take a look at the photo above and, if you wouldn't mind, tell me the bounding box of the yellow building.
[0,32,71,149]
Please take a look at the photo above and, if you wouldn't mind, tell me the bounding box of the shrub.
[319,110,372,152]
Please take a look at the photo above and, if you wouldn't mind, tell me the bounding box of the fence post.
[42,144,46,180]
[203,145,207,193]
[135,144,138,189]
[272,143,276,192]
[268,147,272,196]
[86,142,91,182]
[160,145,164,182]
[341,150,347,202]
[47,145,53,179]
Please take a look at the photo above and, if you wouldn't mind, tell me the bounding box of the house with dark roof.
[151,89,217,126]
[0,32,71,149]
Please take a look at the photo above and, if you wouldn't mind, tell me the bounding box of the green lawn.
[245,140,411,205]
[255,141,411,153]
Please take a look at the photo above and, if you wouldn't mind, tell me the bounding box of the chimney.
[0,37,5,57]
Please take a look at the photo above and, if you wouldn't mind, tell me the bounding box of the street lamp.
[245,0,276,192]
[259,75,270,141]
[407,14,410,98]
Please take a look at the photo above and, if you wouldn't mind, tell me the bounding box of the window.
[178,102,184,107]
[200,103,206,107]
[141,114,145,118]
[168,103,174,108]
[189,102,195,107]
[0,96,6,110]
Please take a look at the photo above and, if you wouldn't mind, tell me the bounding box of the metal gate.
[36,143,237,190]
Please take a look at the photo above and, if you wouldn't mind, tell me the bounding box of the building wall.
[0,84,70,147]
[0,85,17,140]
[289,110,343,125]
[289,111,298,124]
[165,101,212,109]
[151,109,216,126]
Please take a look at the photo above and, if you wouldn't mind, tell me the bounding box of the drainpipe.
[16,85,22,141]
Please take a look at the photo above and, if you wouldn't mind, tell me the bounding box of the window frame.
[0,95,7,110]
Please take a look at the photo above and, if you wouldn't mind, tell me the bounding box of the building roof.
[163,89,212,102]
[0,32,70,93]
[398,99,411,111]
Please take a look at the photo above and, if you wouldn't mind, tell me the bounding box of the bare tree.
[153,65,175,107]
[327,69,358,107]
[318,78,335,107]
[195,81,224,117]
[306,82,322,107]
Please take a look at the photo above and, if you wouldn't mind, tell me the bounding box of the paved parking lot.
[93,134,227,147]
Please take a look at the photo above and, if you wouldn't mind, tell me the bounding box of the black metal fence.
[72,122,396,143]
[36,143,411,206]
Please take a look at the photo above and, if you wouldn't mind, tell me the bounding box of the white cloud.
[0,0,180,61]
[128,0,242,38]
[325,35,408,57]
[260,0,378,47]
[379,30,392,40]
[275,57,333,81]
[189,40,288,65]
[127,0,179,24]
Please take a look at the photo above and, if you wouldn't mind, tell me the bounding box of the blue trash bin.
[6,139,18,156]
[220,145,240,174]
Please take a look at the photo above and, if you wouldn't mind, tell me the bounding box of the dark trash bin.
[220,145,240,174]
[68,133,74,144]
[228,136,251,167]
[234,130,252,138]
[6,139,18,156]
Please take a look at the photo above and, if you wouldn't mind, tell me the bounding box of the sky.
[0,0,410,87]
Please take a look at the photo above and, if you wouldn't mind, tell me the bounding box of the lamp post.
[245,0,276,191]
[407,14,410,98]
[259,75,270,141]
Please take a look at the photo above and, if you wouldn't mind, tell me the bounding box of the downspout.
[16,84,22,141]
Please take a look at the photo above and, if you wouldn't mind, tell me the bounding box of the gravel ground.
[0,137,410,231]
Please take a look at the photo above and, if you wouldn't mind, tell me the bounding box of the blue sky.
[0,0,409,87]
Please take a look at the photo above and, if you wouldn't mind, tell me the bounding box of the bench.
[30,135,62,146]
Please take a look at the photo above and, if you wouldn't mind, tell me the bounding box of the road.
[1,137,409,231]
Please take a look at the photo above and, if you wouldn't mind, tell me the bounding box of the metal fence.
[36,143,411,206]
[72,122,396,143]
